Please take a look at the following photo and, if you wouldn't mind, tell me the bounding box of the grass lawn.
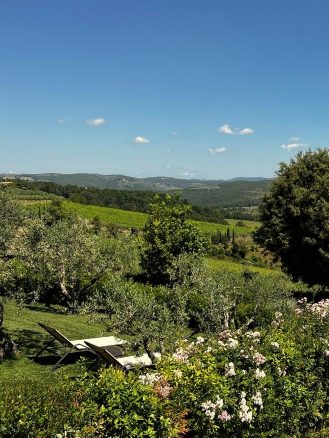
[0,301,109,382]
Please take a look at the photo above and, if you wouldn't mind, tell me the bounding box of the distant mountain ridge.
[227,177,272,182]
[1,173,271,191]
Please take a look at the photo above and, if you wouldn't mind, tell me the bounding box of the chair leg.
[52,351,71,371]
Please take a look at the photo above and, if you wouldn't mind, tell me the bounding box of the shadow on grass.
[24,304,64,315]
[6,328,107,369]
[32,351,96,367]
[9,328,49,356]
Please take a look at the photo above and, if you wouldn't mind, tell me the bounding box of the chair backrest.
[84,341,123,369]
[38,322,73,348]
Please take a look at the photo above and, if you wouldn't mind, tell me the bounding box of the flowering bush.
[69,302,329,436]
[137,308,329,437]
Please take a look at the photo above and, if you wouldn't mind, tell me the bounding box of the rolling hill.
[1,173,272,209]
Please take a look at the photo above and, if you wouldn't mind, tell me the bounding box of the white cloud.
[209,147,226,154]
[58,119,68,124]
[218,123,254,135]
[281,137,309,151]
[133,136,150,144]
[218,124,234,134]
[85,118,106,126]
[180,171,194,177]
[239,127,254,135]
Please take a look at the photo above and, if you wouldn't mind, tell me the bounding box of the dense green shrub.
[72,367,182,437]
[169,265,294,333]
[235,221,248,228]
[208,244,226,258]
[141,194,205,285]
[0,377,78,437]
[234,273,294,326]
[229,240,248,260]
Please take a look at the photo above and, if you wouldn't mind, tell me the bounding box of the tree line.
[13,179,258,222]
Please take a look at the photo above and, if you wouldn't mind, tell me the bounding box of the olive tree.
[22,217,139,310]
[0,190,23,359]
[0,189,26,259]
[254,149,329,288]
[101,278,189,362]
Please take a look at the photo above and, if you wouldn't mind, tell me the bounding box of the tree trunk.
[0,302,17,361]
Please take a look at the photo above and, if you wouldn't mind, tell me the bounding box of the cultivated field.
[27,200,259,236]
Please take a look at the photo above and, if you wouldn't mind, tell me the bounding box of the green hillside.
[64,201,147,228]
[32,200,258,235]
[181,180,272,208]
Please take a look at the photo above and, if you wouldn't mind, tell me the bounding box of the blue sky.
[1,0,328,179]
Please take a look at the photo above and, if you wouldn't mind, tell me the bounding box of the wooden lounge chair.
[37,322,126,370]
[84,341,159,370]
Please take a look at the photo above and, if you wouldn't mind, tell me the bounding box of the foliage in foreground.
[2,304,329,437]
[73,367,183,437]
[0,367,182,438]
[138,305,329,437]
[0,376,78,437]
